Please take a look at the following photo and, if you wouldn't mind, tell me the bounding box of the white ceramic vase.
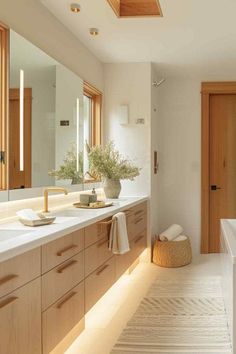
[103,178,121,199]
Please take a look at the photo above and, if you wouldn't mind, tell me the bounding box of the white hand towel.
[174,235,187,242]
[16,209,41,221]
[159,224,183,242]
[109,212,130,255]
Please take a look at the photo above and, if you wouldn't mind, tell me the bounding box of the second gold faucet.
[43,187,68,213]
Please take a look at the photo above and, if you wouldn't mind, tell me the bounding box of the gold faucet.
[43,187,68,213]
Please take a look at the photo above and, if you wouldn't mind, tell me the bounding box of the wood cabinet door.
[0,277,41,354]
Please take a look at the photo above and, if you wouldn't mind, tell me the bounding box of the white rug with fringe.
[111,277,232,354]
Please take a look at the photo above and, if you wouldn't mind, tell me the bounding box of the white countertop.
[221,219,236,264]
[0,196,148,262]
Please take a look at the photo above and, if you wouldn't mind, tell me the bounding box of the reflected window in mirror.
[0,23,8,190]
[83,82,102,183]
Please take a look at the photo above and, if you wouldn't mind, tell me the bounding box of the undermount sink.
[0,229,32,242]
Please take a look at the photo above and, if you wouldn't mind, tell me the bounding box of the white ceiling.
[41,0,236,76]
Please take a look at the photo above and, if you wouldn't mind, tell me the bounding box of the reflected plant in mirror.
[48,144,83,185]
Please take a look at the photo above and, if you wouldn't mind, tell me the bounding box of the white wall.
[0,0,103,91]
[156,77,201,255]
[104,63,151,197]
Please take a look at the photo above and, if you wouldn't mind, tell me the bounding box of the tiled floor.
[66,253,221,354]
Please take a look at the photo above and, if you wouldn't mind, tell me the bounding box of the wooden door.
[0,278,41,354]
[9,88,32,189]
[209,94,236,252]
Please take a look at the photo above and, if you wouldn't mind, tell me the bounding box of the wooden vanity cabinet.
[0,277,41,354]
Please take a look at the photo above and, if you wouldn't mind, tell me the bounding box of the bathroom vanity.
[220,219,236,352]
[0,197,148,354]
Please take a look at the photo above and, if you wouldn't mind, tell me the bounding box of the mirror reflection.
[9,30,84,190]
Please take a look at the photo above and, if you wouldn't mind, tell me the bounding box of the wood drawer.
[42,229,84,273]
[85,220,111,248]
[116,251,132,279]
[85,257,116,313]
[85,236,113,277]
[131,231,147,261]
[42,281,84,354]
[0,247,41,298]
[132,213,147,239]
[0,277,41,354]
[132,202,147,218]
[42,251,84,311]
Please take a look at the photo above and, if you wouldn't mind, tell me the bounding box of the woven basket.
[153,237,192,268]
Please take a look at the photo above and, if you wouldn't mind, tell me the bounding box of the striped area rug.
[111,277,232,354]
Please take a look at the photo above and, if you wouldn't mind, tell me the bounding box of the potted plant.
[86,141,140,198]
[49,144,83,185]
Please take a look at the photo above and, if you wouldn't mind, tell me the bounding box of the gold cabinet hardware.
[56,292,77,309]
[57,260,77,274]
[0,296,18,309]
[57,244,78,257]
[0,274,18,286]
[96,264,109,276]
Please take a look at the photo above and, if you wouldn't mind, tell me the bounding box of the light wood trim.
[107,0,163,18]
[201,82,236,253]
[84,81,102,147]
[107,0,120,16]
[0,23,9,190]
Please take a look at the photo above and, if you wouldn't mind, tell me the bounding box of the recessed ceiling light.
[89,28,99,36]
[70,3,81,13]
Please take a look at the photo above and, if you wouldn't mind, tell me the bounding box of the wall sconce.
[19,69,24,171]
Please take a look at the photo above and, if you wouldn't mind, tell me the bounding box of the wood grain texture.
[0,247,40,298]
[42,281,84,354]
[9,88,32,189]
[41,229,84,273]
[0,23,9,190]
[85,256,116,313]
[85,236,113,277]
[42,251,84,311]
[107,0,162,17]
[0,278,41,354]
[201,82,236,253]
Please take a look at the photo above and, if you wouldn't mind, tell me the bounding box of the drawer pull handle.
[57,260,77,274]
[0,274,18,286]
[0,296,18,309]
[134,235,144,244]
[96,264,109,276]
[134,218,143,225]
[57,292,77,309]
[134,210,143,216]
[57,244,78,256]
[97,239,108,248]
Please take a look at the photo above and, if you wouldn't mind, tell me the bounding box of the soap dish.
[19,213,56,227]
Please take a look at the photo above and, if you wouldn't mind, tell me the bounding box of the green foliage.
[48,144,83,184]
[86,141,140,181]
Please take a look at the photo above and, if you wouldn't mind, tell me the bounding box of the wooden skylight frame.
[107,0,163,18]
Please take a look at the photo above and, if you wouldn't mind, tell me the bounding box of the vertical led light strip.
[19,69,24,171]
[76,98,80,172]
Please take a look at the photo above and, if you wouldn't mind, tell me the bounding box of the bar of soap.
[89,201,105,208]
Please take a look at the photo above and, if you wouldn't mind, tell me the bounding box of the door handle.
[211,185,221,191]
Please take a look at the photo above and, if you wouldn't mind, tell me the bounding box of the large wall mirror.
[0,27,102,202]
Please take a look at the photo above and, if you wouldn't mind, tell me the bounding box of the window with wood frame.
[83,82,102,147]
[0,23,9,190]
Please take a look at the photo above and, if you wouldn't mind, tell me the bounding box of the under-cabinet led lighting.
[20,69,24,172]
[76,98,80,172]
